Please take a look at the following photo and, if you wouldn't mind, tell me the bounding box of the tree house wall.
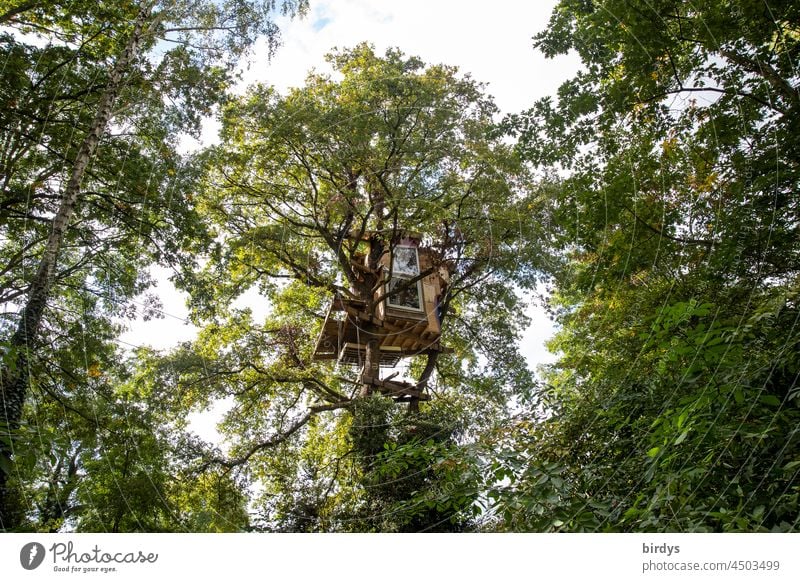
[311,236,448,367]
[377,245,443,338]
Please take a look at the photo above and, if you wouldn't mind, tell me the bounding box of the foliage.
[4,0,795,534]
[0,0,305,531]
[147,44,535,531]
[496,0,800,532]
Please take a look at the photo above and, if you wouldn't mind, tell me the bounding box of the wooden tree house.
[312,232,449,403]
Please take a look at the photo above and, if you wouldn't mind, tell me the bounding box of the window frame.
[385,245,424,312]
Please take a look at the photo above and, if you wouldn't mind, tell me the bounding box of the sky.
[245,0,578,112]
[120,0,581,436]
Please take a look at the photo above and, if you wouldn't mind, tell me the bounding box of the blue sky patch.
[312,17,332,31]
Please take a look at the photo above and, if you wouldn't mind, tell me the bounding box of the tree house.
[312,233,448,371]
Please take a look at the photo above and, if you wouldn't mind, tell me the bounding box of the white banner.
[1,533,797,582]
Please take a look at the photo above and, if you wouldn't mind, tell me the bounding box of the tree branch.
[719,48,799,109]
[0,0,40,25]
[622,206,713,246]
[641,85,785,114]
[200,400,355,471]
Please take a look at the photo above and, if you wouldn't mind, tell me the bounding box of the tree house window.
[392,245,420,277]
[386,245,423,312]
[386,277,423,311]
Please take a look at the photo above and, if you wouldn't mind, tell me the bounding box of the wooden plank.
[372,377,425,399]
[385,302,427,321]
[422,282,440,335]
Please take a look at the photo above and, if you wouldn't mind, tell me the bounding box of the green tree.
[0,0,307,530]
[499,0,800,531]
[154,44,535,530]
[10,344,250,532]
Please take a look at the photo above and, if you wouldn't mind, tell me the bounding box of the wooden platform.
[312,298,445,367]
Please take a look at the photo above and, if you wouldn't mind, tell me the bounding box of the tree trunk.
[359,208,385,397]
[0,4,154,531]
[360,329,380,397]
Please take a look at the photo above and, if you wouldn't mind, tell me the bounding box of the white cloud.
[245,0,579,114]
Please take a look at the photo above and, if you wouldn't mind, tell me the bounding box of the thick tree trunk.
[0,4,154,531]
[359,210,385,397]
[360,329,380,397]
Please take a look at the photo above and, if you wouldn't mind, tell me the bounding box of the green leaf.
[759,395,781,407]
[676,411,688,429]
[782,460,800,472]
